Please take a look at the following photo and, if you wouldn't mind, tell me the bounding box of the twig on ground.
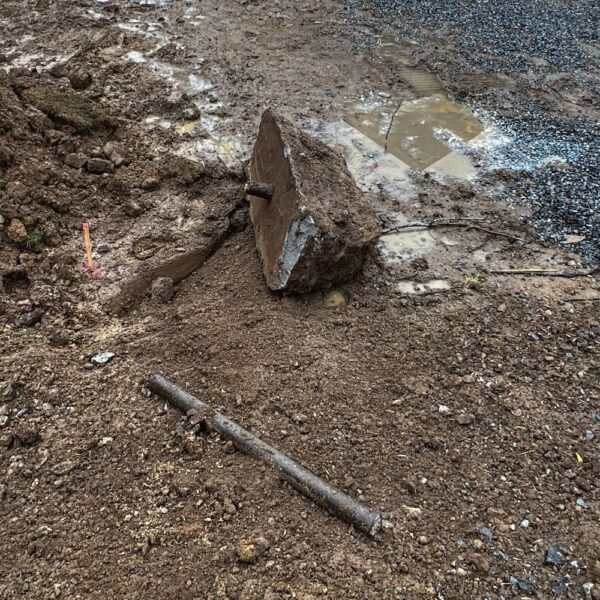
[491,268,596,278]
[384,103,402,153]
[382,218,525,243]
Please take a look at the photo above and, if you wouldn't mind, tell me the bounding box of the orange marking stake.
[82,223,94,270]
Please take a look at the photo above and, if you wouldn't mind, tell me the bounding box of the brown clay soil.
[0,1,599,599]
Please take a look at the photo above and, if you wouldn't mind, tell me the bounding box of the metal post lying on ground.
[148,374,382,536]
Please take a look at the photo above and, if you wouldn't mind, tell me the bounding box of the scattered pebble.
[438,404,450,414]
[7,219,27,243]
[151,277,175,302]
[586,430,595,442]
[520,519,530,528]
[86,158,115,174]
[545,545,567,567]
[0,415,9,428]
[479,526,494,540]
[91,351,115,366]
[550,580,567,594]
[456,413,475,425]
[41,403,55,416]
[575,498,589,509]
[508,576,534,594]
[64,152,87,169]
[235,537,269,563]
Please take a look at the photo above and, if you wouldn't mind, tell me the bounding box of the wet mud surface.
[1,0,599,599]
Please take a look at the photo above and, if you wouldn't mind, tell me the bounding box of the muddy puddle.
[344,94,483,173]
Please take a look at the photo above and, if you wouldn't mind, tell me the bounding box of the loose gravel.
[345,0,600,263]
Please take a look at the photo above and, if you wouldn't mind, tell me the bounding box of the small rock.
[64,152,87,169]
[551,580,567,594]
[456,567,467,576]
[0,415,8,428]
[103,142,126,167]
[586,430,595,442]
[545,545,567,567]
[438,404,450,414]
[91,351,115,366]
[236,538,266,564]
[497,303,507,312]
[479,526,494,540]
[0,382,15,402]
[151,277,174,302]
[521,519,530,528]
[417,535,429,545]
[576,498,589,509]
[141,176,160,191]
[223,498,237,514]
[401,477,417,495]
[124,199,144,217]
[16,308,44,328]
[41,403,55,417]
[403,505,422,517]
[508,576,534,594]
[0,144,14,168]
[469,554,491,573]
[68,70,93,90]
[472,539,484,549]
[7,219,27,243]
[86,158,115,175]
[456,413,475,425]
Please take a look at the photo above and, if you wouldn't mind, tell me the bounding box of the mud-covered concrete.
[248,109,379,293]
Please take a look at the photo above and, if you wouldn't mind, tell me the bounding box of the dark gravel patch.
[345,0,600,263]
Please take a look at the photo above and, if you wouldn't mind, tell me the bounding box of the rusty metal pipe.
[148,374,382,536]
[245,181,274,200]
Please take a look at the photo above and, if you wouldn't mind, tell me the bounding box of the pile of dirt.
[0,67,246,326]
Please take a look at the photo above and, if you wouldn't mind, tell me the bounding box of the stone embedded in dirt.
[545,545,567,566]
[151,277,174,302]
[16,308,44,328]
[456,413,475,425]
[68,70,93,91]
[236,539,257,563]
[551,580,567,594]
[86,158,115,174]
[0,144,14,168]
[479,526,494,540]
[141,176,160,191]
[469,554,491,573]
[7,219,27,243]
[0,382,15,402]
[508,576,534,594]
[248,109,379,293]
[124,199,144,217]
[234,536,270,564]
[0,415,8,428]
[103,142,127,167]
[41,403,55,417]
[64,152,87,169]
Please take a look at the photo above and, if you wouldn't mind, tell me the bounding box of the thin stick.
[384,104,402,153]
[490,269,595,278]
[382,219,525,243]
[148,375,382,536]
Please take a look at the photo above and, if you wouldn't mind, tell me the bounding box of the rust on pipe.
[148,374,382,536]
[245,181,274,200]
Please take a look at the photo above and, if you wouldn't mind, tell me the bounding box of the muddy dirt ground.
[1,1,599,599]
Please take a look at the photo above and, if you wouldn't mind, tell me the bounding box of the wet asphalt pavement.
[345,0,600,264]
